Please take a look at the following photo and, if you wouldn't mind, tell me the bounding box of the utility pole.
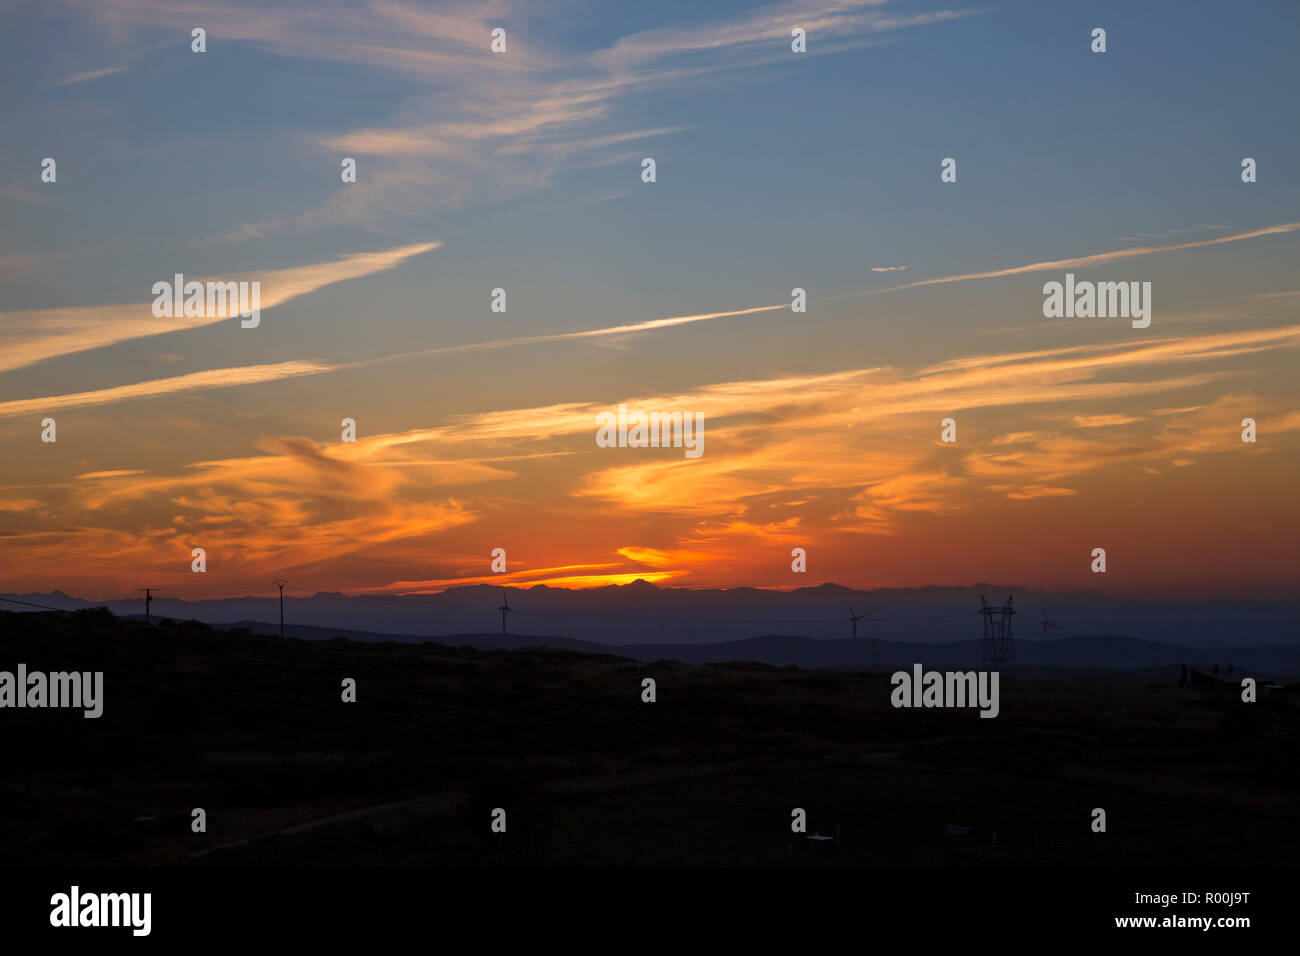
[139,588,160,625]
[273,579,287,639]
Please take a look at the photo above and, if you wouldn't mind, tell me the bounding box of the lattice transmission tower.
[980,594,1016,669]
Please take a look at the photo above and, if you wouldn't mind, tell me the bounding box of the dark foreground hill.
[1,608,1298,867]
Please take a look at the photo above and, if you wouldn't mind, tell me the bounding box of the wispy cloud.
[358,562,633,594]
[1071,413,1143,428]
[0,300,791,415]
[55,65,126,85]
[8,318,1296,589]
[871,221,1300,295]
[1116,224,1228,242]
[0,241,439,373]
[73,0,977,236]
[0,186,49,205]
[0,256,35,281]
[0,361,332,418]
[14,288,1300,432]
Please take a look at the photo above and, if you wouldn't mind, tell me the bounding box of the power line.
[0,596,72,613]
[0,540,491,613]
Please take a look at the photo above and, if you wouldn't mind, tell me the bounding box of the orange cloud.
[6,313,1297,596]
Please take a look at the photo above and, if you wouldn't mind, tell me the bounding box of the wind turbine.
[498,588,513,638]
[273,579,288,639]
[845,601,868,640]
[1040,601,1064,639]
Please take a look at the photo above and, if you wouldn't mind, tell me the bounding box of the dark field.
[2,608,1297,867]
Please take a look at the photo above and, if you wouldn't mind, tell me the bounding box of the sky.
[1,0,1298,601]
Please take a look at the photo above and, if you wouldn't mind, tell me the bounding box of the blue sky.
[1,0,1297,598]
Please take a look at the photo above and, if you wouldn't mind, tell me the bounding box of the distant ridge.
[5,584,1296,650]
[203,619,1300,678]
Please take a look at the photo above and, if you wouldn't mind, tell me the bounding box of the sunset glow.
[3,0,1297,601]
